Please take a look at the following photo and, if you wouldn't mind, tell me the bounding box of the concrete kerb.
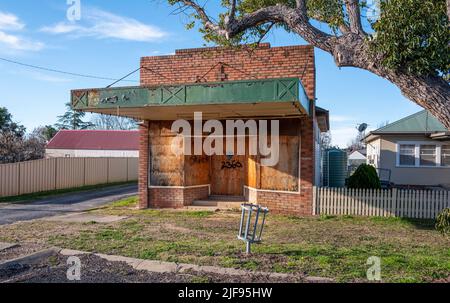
[1,247,334,283]
[0,242,19,251]
[0,247,60,270]
[59,249,334,282]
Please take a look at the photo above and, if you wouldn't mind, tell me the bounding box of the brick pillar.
[138,121,149,209]
[300,116,315,215]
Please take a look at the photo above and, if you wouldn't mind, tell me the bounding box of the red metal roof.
[46,130,139,151]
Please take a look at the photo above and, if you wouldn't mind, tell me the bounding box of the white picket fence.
[313,187,450,219]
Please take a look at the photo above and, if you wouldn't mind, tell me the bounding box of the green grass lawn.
[0,195,448,282]
[0,181,137,204]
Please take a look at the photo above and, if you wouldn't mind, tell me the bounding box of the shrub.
[436,208,450,236]
[347,164,381,189]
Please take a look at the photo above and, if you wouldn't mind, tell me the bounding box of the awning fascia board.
[71,78,311,120]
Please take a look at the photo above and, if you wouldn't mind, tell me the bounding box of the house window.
[442,145,450,167]
[419,145,437,166]
[399,144,415,166]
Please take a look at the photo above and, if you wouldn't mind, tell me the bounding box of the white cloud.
[0,31,44,51]
[0,12,25,31]
[330,115,354,123]
[41,8,168,42]
[0,11,44,52]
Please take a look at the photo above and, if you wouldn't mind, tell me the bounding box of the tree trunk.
[304,33,450,130]
[385,73,450,129]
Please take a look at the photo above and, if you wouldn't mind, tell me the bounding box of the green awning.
[71,78,311,120]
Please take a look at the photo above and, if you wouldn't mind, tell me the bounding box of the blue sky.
[0,0,422,147]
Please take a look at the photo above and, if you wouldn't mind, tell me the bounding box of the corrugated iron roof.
[46,130,139,150]
[372,110,448,134]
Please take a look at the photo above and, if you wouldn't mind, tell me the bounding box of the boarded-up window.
[442,145,450,167]
[399,144,415,166]
[419,145,436,167]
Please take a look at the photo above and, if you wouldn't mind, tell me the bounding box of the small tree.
[0,107,25,137]
[56,102,93,130]
[0,108,47,163]
[40,125,58,141]
[347,164,381,189]
[436,208,450,236]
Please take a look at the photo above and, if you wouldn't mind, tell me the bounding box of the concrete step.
[208,195,246,202]
[191,199,244,210]
[185,206,222,211]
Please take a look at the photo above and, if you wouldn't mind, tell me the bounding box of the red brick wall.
[141,43,315,101]
[149,187,184,208]
[183,186,209,206]
[139,44,316,215]
[138,121,149,209]
[149,186,209,209]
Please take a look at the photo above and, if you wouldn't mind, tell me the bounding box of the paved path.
[0,184,137,225]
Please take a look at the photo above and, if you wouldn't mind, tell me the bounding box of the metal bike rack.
[238,204,269,254]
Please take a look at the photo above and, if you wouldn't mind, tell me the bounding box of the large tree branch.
[178,1,334,52]
[178,0,230,37]
[345,0,365,35]
[296,0,307,14]
[228,0,237,23]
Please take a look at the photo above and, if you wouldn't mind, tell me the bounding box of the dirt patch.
[162,223,192,234]
[0,253,303,283]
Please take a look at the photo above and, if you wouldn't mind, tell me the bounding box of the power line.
[106,67,141,88]
[0,57,139,83]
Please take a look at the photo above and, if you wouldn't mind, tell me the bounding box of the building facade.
[71,44,329,216]
[46,130,139,158]
[365,111,450,188]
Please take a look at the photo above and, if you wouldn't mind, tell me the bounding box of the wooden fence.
[0,157,138,198]
[313,187,450,219]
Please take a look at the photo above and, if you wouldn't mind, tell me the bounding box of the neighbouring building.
[347,149,367,173]
[364,110,450,188]
[46,130,139,158]
[70,44,330,216]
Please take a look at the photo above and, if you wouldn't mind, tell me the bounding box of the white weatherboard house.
[46,130,139,158]
[364,111,450,188]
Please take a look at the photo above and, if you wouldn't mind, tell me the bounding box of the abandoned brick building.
[71,44,329,216]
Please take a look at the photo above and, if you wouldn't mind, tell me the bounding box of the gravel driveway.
[0,184,137,225]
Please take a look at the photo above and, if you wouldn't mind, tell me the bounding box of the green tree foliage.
[171,0,449,79]
[56,102,93,130]
[347,164,381,189]
[371,0,449,77]
[0,107,26,137]
[40,125,58,141]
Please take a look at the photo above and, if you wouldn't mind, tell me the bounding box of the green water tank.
[323,148,348,188]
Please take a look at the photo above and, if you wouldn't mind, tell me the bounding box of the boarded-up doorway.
[210,138,246,196]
